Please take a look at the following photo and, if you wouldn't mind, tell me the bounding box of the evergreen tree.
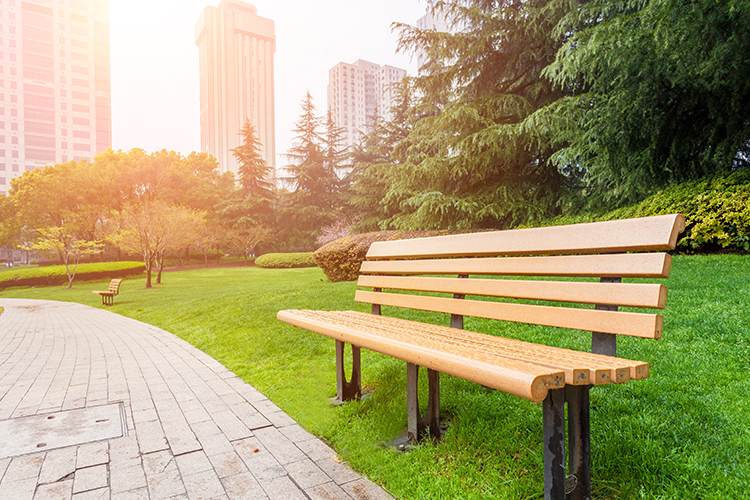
[349,79,416,231]
[231,120,273,197]
[283,91,326,196]
[388,0,576,230]
[275,92,344,250]
[545,0,750,207]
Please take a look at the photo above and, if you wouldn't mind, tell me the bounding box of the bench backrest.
[356,214,685,343]
[109,279,123,294]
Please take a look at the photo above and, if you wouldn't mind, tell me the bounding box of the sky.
[109,0,429,167]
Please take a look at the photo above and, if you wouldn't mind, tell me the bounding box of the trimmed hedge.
[255,252,317,269]
[0,261,145,289]
[526,169,750,252]
[313,231,449,282]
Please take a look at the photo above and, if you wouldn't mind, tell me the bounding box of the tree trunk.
[145,257,153,288]
[156,255,163,285]
[64,257,73,289]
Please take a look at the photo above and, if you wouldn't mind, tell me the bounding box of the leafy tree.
[29,227,103,288]
[226,225,271,265]
[114,202,201,288]
[9,160,111,250]
[0,194,21,249]
[544,0,750,207]
[193,219,225,267]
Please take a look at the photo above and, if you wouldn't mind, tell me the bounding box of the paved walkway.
[0,299,393,500]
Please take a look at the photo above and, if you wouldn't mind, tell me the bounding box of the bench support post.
[407,363,441,442]
[543,388,566,500]
[543,386,592,500]
[592,277,621,356]
[335,340,361,403]
[450,275,468,329]
[566,385,591,500]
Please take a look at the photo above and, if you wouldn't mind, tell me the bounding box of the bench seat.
[92,279,122,306]
[279,309,647,402]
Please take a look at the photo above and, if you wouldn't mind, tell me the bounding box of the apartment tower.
[0,0,112,194]
[327,59,406,149]
[195,0,275,175]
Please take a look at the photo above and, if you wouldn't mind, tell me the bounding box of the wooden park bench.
[92,279,123,306]
[277,214,685,500]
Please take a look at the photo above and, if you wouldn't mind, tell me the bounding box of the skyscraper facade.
[0,0,112,195]
[327,59,406,149]
[195,0,275,175]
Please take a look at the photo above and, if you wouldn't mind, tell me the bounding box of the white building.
[195,0,276,175]
[327,59,406,149]
[0,0,112,195]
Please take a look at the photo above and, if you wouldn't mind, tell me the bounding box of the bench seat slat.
[360,253,672,279]
[357,276,667,309]
[321,311,645,385]
[278,309,566,402]
[277,310,649,400]
[355,290,663,339]
[366,214,685,259]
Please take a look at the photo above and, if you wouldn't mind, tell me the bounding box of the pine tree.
[385,0,575,230]
[231,120,273,197]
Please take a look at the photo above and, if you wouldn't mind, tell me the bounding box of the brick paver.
[0,299,393,500]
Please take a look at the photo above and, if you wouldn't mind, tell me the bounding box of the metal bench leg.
[567,385,591,500]
[407,363,441,442]
[335,340,361,403]
[543,388,566,500]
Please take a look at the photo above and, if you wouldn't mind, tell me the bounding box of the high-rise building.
[0,0,112,195]
[195,0,275,175]
[327,59,406,149]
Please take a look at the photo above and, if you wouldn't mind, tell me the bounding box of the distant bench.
[278,214,685,500]
[92,279,122,306]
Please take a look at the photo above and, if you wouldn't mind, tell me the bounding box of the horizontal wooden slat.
[355,291,663,338]
[360,252,673,279]
[278,310,650,400]
[357,275,667,309]
[325,310,645,385]
[278,309,566,402]
[366,214,685,259]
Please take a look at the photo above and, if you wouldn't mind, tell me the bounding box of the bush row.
[527,169,750,252]
[313,231,449,282]
[254,252,317,269]
[0,261,145,289]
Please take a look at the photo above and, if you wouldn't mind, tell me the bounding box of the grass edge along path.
[1,255,748,499]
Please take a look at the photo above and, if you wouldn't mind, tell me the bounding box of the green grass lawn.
[1,255,748,499]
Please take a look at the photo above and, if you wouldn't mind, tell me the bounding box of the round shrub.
[255,252,317,269]
[313,230,448,282]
